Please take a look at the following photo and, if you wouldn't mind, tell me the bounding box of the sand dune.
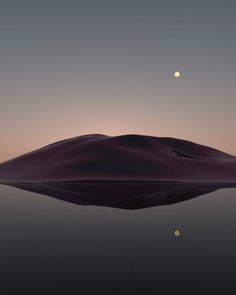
[0,134,236,183]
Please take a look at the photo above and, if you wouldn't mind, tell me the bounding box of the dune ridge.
[0,134,235,183]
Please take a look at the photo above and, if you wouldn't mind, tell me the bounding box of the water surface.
[0,184,235,295]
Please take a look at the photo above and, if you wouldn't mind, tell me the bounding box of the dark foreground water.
[0,184,236,295]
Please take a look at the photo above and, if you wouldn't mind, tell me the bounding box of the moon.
[174,71,181,78]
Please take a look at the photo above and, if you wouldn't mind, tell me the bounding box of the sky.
[0,0,236,161]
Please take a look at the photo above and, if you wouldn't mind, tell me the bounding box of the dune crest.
[0,134,235,183]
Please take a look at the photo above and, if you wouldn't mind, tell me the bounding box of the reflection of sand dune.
[0,134,236,183]
[5,181,236,209]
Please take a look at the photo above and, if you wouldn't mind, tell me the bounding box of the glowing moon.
[174,230,181,237]
[174,71,181,78]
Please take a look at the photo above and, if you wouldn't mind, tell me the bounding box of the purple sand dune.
[1,134,236,209]
[0,134,236,183]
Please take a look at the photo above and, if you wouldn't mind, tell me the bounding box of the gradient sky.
[1,0,236,161]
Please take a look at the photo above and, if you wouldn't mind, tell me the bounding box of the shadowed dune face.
[0,134,236,183]
[4,182,236,209]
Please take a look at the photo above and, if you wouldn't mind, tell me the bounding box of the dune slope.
[0,134,236,183]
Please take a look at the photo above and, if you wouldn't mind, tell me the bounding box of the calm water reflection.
[0,184,236,294]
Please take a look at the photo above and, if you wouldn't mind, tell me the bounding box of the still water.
[0,184,235,295]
